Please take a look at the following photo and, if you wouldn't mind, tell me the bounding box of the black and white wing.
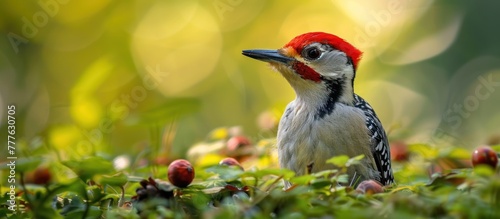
[354,94,394,185]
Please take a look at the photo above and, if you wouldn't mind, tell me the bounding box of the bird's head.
[243,32,362,104]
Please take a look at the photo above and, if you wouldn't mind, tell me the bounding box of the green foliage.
[62,157,115,181]
[2,143,500,218]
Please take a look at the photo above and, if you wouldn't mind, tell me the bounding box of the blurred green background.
[1,0,500,160]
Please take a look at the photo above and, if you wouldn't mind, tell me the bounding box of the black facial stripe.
[315,77,344,120]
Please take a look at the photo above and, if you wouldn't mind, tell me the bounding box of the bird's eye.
[304,47,321,60]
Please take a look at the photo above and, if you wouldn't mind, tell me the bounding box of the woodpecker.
[242,32,394,186]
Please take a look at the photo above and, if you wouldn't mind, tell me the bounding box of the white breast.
[277,100,379,182]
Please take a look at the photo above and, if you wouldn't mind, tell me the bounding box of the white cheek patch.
[321,71,340,78]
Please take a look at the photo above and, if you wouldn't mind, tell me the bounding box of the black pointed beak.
[242,49,294,64]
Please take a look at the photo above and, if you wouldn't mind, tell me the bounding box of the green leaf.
[326,155,350,167]
[33,207,63,219]
[125,98,201,125]
[190,191,212,210]
[205,165,243,181]
[127,175,146,183]
[244,168,295,180]
[202,186,226,194]
[290,175,316,185]
[62,156,114,181]
[346,154,364,167]
[441,147,471,159]
[310,179,332,189]
[97,172,128,187]
[312,169,338,178]
[100,193,122,204]
[390,185,418,194]
[473,165,495,176]
[336,174,349,184]
[64,206,102,219]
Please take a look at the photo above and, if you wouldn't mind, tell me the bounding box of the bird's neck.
[293,78,354,119]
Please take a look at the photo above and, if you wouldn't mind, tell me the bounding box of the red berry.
[225,136,254,162]
[33,167,52,185]
[227,136,251,151]
[355,180,384,195]
[219,157,244,170]
[167,159,195,188]
[472,146,498,169]
[390,141,409,162]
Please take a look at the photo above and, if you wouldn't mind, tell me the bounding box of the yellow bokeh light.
[132,2,222,95]
[49,124,82,150]
[70,98,103,128]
